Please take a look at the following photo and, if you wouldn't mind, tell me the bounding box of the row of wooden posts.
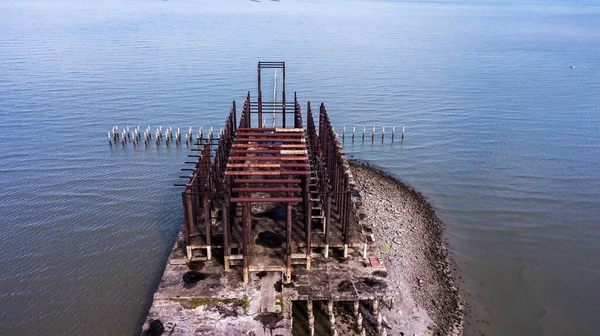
[107,124,402,147]
[337,126,404,143]
[107,125,218,148]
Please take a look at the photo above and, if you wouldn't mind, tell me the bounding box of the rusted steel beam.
[344,190,351,244]
[228,156,308,161]
[325,192,332,244]
[234,138,306,143]
[286,202,292,283]
[242,203,249,283]
[234,179,302,184]
[185,189,195,244]
[304,176,312,255]
[232,187,302,193]
[225,170,310,176]
[203,197,211,252]
[230,149,307,155]
[231,197,303,203]
[232,144,306,148]
[234,132,304,137]
[233,101,236,132]
[237,127,303,132]
[226,163,310,168]
[223,196,230,271]
[182,192,190,245]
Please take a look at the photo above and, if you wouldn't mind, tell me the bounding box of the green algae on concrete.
[170,296,250,315]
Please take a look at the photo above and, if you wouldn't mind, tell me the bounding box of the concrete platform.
[141,227,395,336]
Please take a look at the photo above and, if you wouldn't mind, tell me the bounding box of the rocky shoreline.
[349,160,464,335]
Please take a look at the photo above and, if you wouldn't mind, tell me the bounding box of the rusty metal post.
[324,192,331,258]
[286,202,292,283]
[223,197,230,271]
[246,92,251,128]
[204,197,211,260]
[304,175,312,270]
[242,203,249,284]
[282,64,286,128]
[185,188,195,260]
[232,101,237,132]
[182,192,190,246]
[257,65,262,128]
[344,190,351,258]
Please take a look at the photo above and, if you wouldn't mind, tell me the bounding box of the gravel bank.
[350,161,464,335]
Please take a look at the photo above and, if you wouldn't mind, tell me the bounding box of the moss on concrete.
[171,296,250,315]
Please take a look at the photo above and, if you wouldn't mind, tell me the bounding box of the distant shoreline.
[350,160,464,335]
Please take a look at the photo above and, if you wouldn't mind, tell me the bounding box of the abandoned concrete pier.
[142,62,395,336]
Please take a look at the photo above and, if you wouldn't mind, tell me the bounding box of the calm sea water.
[1,0,599,334]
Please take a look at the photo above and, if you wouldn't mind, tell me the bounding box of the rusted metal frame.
[223,196,230,270]
[339,176,347,235]
[225,171,310,176]
[226,176,235,256]
[233,138,306,143]
[231,197,303,202]
[203,196,211,254]
[249,101,286,106]
[231,144,306,149]
[344,190,351,244]
[234,179,302,184]
[233,101,237,132]
[248,109,296,113]
[325,192,332,244]
[227,162,309,168]
[229,156,308,161]
[237,127,302,131]
[258,62,285,68]
[239,100,247,129]
[224,177,231,256]
[242,203,249,282]
[294,100,303,129]
[304,175,312,256]
[282,64,286,128]
[187,186,197,239]
[233,132,304,137]
[232,187,302,193]
[212,110,236,189]
[230,149,307,154]
[243,93,251,128]
[257,62,263,128]
[286,202,292,283]
[182,192,191,245]
[319,102,354,240]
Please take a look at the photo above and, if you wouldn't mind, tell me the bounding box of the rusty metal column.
[324,192,331,258]
[304,175,312,270]
[232,101,237,132]
[246,92,251,127]
[343,190,351,258]
[242,203,249,284]
[257,65,262,128]
[282,64,286,128]
[185,188,195,260]
[182,192,190,246]
[223,196,230,272]
[204,194,211,260]
[286,202,292,284]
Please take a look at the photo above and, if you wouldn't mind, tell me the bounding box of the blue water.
[1,0,599,334]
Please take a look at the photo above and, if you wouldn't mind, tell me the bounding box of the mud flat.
[350,160,464,335]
